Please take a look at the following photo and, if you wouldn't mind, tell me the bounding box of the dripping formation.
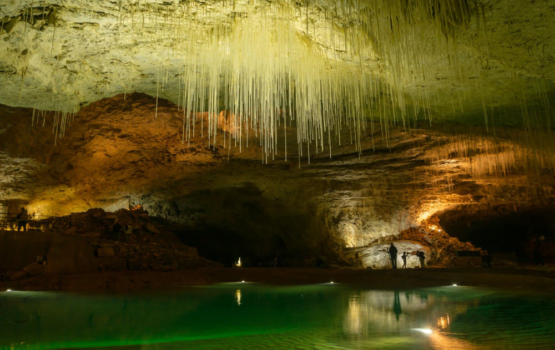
[0,0,554,173]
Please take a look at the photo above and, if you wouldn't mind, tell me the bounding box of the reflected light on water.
[235,289,241,306]
[344,296,368,336]
[429,331,479,350]
[437,315,450,329]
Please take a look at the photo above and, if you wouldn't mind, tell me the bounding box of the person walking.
[389,243,398,269]
[17,207,29,232]
[401,252,408,269]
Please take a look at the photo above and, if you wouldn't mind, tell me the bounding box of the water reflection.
[341,288,554,350]
[0,286,554,350]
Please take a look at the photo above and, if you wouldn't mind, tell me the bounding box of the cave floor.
[2,268,555,294]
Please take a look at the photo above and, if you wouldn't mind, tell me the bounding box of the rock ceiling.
[1,0,554,123]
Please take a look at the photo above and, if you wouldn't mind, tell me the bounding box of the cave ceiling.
[0,0,554,123]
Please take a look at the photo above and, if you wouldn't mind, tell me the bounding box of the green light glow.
[1,285,555,349]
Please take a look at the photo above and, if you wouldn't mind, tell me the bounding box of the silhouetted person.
[389,243,398,269]
[401,252,408,269]
[533,236,546,266]
[17,208,28,232]
[393,290,402,321]
[417,250,426,268]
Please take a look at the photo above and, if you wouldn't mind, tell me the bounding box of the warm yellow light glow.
[234,258,242,267]
[235,289,241,306]
[437,315,450,329]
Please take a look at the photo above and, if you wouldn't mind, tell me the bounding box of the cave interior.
[1,0,555,270]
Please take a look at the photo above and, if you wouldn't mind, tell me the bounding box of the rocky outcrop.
[0,230,97,280]
[342,216,481,269]
[0,207,221,281]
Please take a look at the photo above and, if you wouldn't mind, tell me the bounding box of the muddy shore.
[2,268,555,294]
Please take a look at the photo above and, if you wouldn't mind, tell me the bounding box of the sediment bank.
[2,268,555,294]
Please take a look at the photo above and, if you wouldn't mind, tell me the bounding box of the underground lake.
[1,283,554,350]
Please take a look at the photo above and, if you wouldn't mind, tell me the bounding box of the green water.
[1,283,554,350]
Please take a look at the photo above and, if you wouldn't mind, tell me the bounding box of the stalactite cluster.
[0,0,554,173]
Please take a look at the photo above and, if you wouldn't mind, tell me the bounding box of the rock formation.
[1,93,554,268]
[0,206,220,281]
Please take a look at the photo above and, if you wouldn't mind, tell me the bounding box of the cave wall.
[1,94,555,266]
[440,205,555,261]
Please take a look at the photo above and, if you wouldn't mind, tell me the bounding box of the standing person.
[389,243,398,269]
[17,207,28,232]
[401,252,408,269]
[417,251,426,268]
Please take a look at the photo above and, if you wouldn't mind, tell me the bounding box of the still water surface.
[1,283,554,349]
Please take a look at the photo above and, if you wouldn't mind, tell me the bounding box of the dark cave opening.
[439,206,555,262]
[174,227,288,267]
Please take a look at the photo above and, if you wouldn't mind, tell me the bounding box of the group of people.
[388,243,426,269]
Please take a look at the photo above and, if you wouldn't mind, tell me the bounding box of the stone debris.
[1,208,220,280]
[395,217,480,267]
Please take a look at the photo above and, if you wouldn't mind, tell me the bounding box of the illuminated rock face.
[360,241,430,270]
[1,94,554,265]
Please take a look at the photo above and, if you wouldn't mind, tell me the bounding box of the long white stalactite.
[2,0,555,171]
